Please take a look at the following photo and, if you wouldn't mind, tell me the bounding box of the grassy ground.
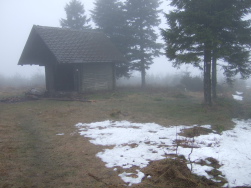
[0,87,248,187]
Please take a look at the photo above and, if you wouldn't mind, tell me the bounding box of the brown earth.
[0,88,241,187]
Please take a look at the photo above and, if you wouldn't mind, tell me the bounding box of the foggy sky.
[0,0,197,79]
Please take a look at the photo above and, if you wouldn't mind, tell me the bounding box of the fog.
[0,0,93,78]
[1,70,249,96]
[0,72,45,89]
[0,0,200,80]
[0,71,204,91]
[0,0,248,85]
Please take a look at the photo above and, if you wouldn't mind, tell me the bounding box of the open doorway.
[55,64,75,91]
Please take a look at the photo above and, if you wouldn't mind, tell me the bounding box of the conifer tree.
[125,0,162,87]
[162,0,251,105]
[92,0,162,82]
[92,0,130,78]
[60,0,91,30]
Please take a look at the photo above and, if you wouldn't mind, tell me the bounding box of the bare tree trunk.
[212,54,217,100]
[204,47,212,105]
[141,62,146,88]
[139,16,146,88]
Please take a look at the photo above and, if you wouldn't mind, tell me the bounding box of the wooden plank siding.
[44,62,115,93]
[80,63,115,92]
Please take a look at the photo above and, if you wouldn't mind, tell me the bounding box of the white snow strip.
[56,133,64,135]
[236,91,243,95]
[75,119,251,187]
[200,124,212,129]
[232,94,243,101]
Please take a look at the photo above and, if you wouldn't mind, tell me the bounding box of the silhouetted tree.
[125,0,162,87]
[92,0,131,78]
[162,0,251,105]
[92,0,162,82]
[60,0,91,30]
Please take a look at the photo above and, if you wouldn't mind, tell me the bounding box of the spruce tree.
[60,0,91,30]
[92,0,130,78]
[162,0,251,105]
[125,0,162,87]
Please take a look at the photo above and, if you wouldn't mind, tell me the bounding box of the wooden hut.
[18,25,126,92]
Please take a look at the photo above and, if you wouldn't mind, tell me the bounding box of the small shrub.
[180,72,203,92]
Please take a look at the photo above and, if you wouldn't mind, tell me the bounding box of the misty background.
[0,1,198,77]
[0,0,249,89]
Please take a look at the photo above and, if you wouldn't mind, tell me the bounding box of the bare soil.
[0,88,243,187]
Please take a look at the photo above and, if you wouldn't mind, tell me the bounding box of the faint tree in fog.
[125,0,162,88]
[92,0,131,78]
[60,0,91,30]
[92,0,162,83]
[162,0,251,105]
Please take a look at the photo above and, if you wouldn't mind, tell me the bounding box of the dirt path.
[0,101,125,188]
[1,90,229,188]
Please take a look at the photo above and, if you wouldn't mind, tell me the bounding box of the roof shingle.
[19,25,126,65]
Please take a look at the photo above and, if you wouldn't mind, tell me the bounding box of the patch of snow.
[147,175,152,179]
[119,170,145,186]
[233,91,244,101]
[200,124,212,129]
[76,119,251,187]
[190,163,214,179]
[236,91,243,95]
[232,94,243,101]
[56,133,64,136]
[218,119,251,187]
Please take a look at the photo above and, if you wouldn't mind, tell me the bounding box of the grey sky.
[0,0,196,78]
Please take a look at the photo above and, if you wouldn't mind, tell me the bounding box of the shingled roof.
[18,25,126,65]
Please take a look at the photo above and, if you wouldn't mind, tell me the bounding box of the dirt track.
[0,100,128,187]
[1,89,235,187]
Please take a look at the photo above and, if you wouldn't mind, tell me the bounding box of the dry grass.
[139,157,220,188]
[0,100,123,187]
[0,87,247,187]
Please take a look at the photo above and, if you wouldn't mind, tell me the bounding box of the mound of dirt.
[140,156,220,188]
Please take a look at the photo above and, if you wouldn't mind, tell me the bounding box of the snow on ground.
[75,119,251,187]
[233,91,243,101]
[56,133,64,136]
[236,91,243,95]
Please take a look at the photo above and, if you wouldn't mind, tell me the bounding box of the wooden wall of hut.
[80,63,115,92]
